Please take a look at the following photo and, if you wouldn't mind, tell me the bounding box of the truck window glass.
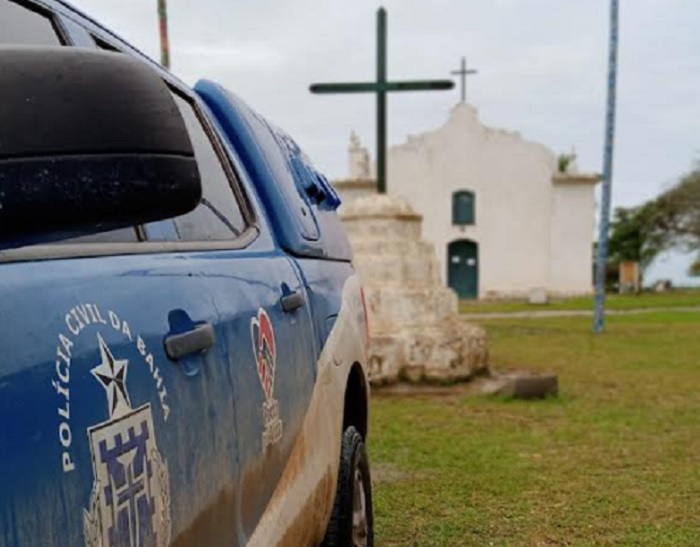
[58,228,139,244]
[92,35,120,52]
[171,94,247,241]
[0,0,62,46]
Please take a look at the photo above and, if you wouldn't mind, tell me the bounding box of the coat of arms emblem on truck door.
[83,333,171,547]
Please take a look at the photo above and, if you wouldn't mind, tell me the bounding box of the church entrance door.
[448,239,479,299]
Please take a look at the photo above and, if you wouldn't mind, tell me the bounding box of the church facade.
[334,104,600,300]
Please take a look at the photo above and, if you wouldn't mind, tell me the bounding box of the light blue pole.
[594,0,620,333]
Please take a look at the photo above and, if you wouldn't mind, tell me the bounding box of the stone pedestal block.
[341,193,488,385]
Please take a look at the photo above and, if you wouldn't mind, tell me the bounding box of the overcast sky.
[71,0,700,282]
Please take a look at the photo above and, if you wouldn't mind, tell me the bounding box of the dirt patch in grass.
[371,462,427,485]
[373,376,499,399]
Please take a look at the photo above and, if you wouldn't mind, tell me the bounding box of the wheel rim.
[352,467,368,547]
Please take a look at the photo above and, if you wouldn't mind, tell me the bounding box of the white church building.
[334,103,601,300]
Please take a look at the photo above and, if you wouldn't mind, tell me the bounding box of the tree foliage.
[653,166,700,252]
[608,204,662,269]
[608,164,700,275]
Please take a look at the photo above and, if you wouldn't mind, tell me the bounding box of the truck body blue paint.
[0,1,369,545]
[194,79,352,261]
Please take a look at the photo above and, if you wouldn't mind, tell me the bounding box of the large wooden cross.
[310,8,454,194]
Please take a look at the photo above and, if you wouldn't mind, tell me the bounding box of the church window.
[452,190,475,225]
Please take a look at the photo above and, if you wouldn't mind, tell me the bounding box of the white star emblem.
[91,333,131,419]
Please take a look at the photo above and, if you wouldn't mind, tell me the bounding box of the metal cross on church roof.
[310,8,454,194]
[451,57,478,104]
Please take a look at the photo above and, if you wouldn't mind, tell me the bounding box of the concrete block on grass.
[496,374,559,399]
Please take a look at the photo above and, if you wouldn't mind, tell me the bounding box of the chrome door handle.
[164,323,216,360]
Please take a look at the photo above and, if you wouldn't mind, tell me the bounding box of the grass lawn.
[369,310,700,545]
[458,289,700,315]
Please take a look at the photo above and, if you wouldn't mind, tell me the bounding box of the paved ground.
[461,305,700,320]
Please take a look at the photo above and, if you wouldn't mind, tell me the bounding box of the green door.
[448,240,478,299]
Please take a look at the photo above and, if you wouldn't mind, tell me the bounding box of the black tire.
[322,426,374,547]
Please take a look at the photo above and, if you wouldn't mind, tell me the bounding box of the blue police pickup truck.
[0,1,373,545]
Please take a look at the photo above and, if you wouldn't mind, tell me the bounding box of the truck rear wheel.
[322,426,374,547]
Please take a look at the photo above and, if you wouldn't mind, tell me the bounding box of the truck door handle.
[280,291,305,313]
[164,323,216,360]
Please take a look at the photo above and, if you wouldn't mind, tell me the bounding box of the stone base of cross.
[339,192,488,385]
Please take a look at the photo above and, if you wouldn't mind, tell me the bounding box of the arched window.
[452,190,475,226]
